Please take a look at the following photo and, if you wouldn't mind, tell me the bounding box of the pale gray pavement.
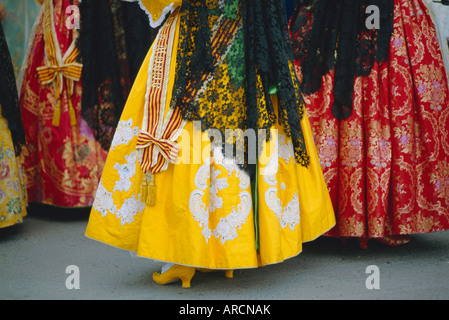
[1,203,449,300]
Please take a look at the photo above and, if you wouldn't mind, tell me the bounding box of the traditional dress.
[19,0,107,208]
[290,0,449,243]
[86,0,335,271]
[0,22,27,227]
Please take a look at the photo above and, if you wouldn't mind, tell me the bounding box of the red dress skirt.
[19,0,107,207]
[292,0,449,239]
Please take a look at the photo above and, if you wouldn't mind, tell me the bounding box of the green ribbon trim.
[252,162,260,253]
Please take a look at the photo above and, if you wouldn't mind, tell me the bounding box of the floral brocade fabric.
[292,0,449,238]
[0,106,27,228]
[19,0,107,207]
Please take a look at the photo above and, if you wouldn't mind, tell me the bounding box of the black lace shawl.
[77,0,157,150]
[243,0,308,166]
[169,0,309,177]
[290,0,394,120]
[0,22,26,156]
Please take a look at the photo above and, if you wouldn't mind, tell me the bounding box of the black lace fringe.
[171,0,309,178]
[77,0,156,150]
[290,0,394,120]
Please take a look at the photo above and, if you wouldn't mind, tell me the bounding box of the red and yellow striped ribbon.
[136,131,180,165]
[136,9,183,175]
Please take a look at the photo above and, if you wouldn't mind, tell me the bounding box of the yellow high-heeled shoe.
[152,264,196,288]
[225,270,234,278]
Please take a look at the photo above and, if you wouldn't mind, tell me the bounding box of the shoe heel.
[225,270,234,278]
[180,273,194,288]
[153,265,195,288]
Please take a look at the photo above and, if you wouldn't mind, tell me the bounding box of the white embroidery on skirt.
[93,148,146,225]
[110,119,140,151]
[93,179,145,226]
[93,181,117,217]
[113,151,137,192]
[189,148,252,244]
[263,134,300,231]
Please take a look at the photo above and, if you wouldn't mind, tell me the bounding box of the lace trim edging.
[137,1,176,28]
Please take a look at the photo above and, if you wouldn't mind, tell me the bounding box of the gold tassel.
[68,98,76,126]
[142,173,157,206]
[147,184,157,206]
[52,100,61,127]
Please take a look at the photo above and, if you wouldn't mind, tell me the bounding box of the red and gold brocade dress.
[19,0,107,208]
[290,0,449,244]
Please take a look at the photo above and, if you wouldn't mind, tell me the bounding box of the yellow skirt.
[0,105,27,228]
[85,15,335,269]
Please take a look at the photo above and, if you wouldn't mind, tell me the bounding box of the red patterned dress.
[291,0,449,244]
[19,0,107,207]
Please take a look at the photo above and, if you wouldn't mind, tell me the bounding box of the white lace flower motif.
[113,151,137,192]
[110,119,140,151]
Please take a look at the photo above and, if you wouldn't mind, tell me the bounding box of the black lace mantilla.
[290,0,394,120]
[169,0,309,177]
[77,0,157,151]
[0,22,26,156]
